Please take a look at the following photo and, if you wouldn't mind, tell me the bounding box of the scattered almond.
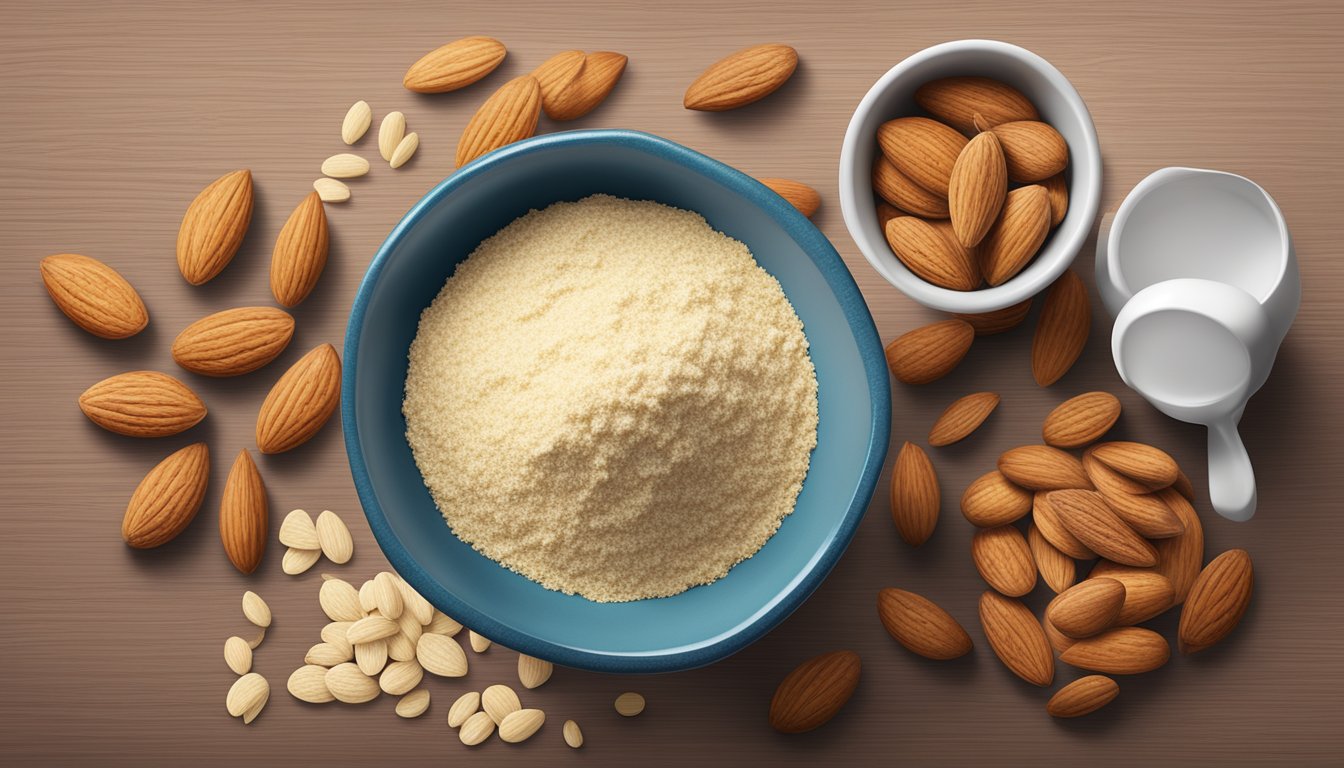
[226,672,269,721]
[759,178,821,218]
[315,510,354,565]
[563,719,583,748]
[256,344,342,454]
[1032,491,1095,560]
[448,691,481,727]
[885,319,975,385]
[948,131,1007,247]
[172,306,296,377]
[279,509,319,550]
[456,75,542,168]
[1042,172,1069,226]
[348,615,399,645]
[78,371,207,438]
[39,253,149,339]
[499,709,546,743]
[1153,488,1205,603]
[270,191,329,308]
[403,36,507,93]
[768,651,859,733]
[1095,482,1184,539]
[961,470,1033,528]
[321,153,369,179]
[418,633,468,677]
[1047,675,1118,718]
[177,169,253,285]
[545,51,628,121]
[380,659,424,696]
[378,111,406,162]
[325,662,380,704]
[532,50,586,117]
[518,653,553,689]
[914,77,1039,134]
[684,43,797,111]
[1060,626,1170,674]
[225,636,252,675]
[319,577,363,622]
[872,157,949,219]
[396,689,431,718]
[288,664,335,703]
[972,526,1037,597]
[354,638,388,676]
[929,392,1000,446]
[482,684,522,723]
[1179,549,1253,654]
[313,178,350,203]
[981,185,1051,286]
[890,441,939,547]
[242,590,271,627]
[1048,489,1156,567]
[373,572,402,618]
[1043,392,1120,448]
[122,442,209,548]
[389,132,419,169]
[469,630,492,653]
[1047,578,1124,639]
[1092,441,1180,490]
[221,451,268,574]
[988,121,1069,182]
[978,591,1054,686]
[341,100,372,144]
[877,587,973,660]
[460,710,497,745]
[1090,565,1177,625]
[1032,268,1091,386]
[997,445,1091,490]
[953,298,1032,336]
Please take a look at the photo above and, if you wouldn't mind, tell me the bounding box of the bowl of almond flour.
[343,130,890,672]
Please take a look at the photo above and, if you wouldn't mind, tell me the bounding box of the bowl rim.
[838,39,1102,313]
[341,128,892,673]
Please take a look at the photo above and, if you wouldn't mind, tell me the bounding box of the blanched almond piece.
[313,178,350,203]
[396,689,431,718]
[389,132,419,169]
[226,672,269,718]
[379,659,424,696]
[242,591,271,628]
[279,509,319,550]
[315,510,353,564]
[499,709,546,743]
[448,690,481,727]
[948,131,1007,248]
[341,101,371,145]
[282,548,318,576]
[305,642,351,667]
[469,630,492,652]
[354,638,388,676]
[287,664,335,703]
[482,684,521,723]
[981,185,1051,286]
[518,653,553,689]
[373,572,403,618]
[319,577,363,622]
[321,153,369,179]
[418,633,468,677]
[427,611,462,636]
[347,615,399,645]
[224,636,252,675]
[563,719,584,748]
[459,710,496,745]
[325,662,380,704]
[378,111,406,162]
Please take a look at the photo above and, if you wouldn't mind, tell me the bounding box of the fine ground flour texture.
[403,194,818,602]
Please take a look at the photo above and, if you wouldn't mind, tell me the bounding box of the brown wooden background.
[2,1,1341,765]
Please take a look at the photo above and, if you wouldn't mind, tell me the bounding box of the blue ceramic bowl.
[343,129,890,673]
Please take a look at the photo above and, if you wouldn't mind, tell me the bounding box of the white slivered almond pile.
[226,591,272,724]
[278,508,354,575]
[317,100,421,203]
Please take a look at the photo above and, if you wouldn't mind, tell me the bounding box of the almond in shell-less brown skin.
[875,201,903,230]
[1087,565,1177,626]
[948,130,1007,248]
[270,191,329,308]
[1060,626,1170,674]
[890,442,939,547]
[256,344,342,454]
[989,120,1069,183]
[1047,489,1157,568]
[1046,578,1124,639]
[531,50,587,118]
[1043,392,1121,449]
[172,306,295,378]
[1032,491,1095,560]
[1047,675,1118,718]
[79,371,207,438]
[1042,172,1069,227]
[758,178,820,218]
[1178,549,1253,654]
[978,591,1054,686]
[953,298,1032,336]
[1028,522,1076,593]
[877,588,973,660]
[1043,594,1078,654]
[997,444,1092,491]
[544,51,627,121]
[972,526,1037,597]
[456,75,542,168]
[914,76,1039,135]
[877,117,967,197]
[1091,475,1185,539]
[961,470,1032,528]
[928,392,999,447]
[885,216,979,291]
[884,319,974,385]
[220,449,267,574]
[981,185,1051,286]
[1032,268,1091,386]
[1152,488,1204,603]
[403,36,506,93]
[40,254,149,339]
[768,650,861,733]
[684,43,797,112]
[122,443,209,548]
[176,170,253,286]
[872,157,949,219]
[1091,441,1180,490]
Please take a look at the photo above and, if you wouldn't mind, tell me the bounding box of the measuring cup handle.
[1207,418,1257,521]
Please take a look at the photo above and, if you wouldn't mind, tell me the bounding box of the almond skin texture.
[877,117,968,196]
[768,650,861,733]
[1043,392,1121,448]
[914,77,1039,134]
[1082,446,1152,495]
[172,306,295,378]
[1153,488,1205,603]
[759,178,820,218]
[122,443,210,548]
[978,591,1054,686]
[1047,489,1157,567]
[220,449,267,574]
[929,392,999,447]
[1032,491,1095,560]
[545,51,627,120]
[1089,471,1185,540]
[1047,578,1124,638]
[1044,595,1079,654]
[1047,675,1118,718]
[876,201,903,230]
[270,191,329,308]
[890,442,939,546]
[79,371,207,438]
[1060,626,1170,674]
[456,75,542,168]
[1042,172,1069,227]
[877,588,973,660]
[1092,441,1180,490]
[1028,522,1076,593]
[256,344,342,454]
[954,298,1032,336]
[885,319,974,385]
[403,36,506,93]
[972,526,1037,597]
[948,131,1007,247]
[997,444,1091,491]
[40,254,148,339]
[961,470,1032,528]
[176,169,253,285]
[885,216,979,290]
[1088,566,1177,626]
[981,185,1051,286]
[1032,269,1091,386]
[1179,549,1253,654]
[684,43,797,112]
[989,120,1069,182]
[532,50,586,118]
[872,157,949,219]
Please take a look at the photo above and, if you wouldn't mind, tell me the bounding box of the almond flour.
[403,195,818,602]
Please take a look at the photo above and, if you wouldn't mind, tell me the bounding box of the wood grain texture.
[1,0,1341,765]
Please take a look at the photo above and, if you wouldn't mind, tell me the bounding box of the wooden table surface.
[2,1,1341,765]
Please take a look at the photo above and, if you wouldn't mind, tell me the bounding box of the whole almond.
[1153,488,1204,603]
[972,526,1037,597]
[379,111,406,162]
[876,587,973,660]
[172,306,295,377]
[456,75,542,168]
[341,100,371,145]
[1047,489,1156,567]
[563,719,583,749]
[40,254,149,339]
[518,654,553,689]
[321,153,370,179]
[1088,565,1176,626]
[256,344,341,454]
[325,662,380,704]
[877,117,968,196]
[1047,675,1118,718]
[220,450,267,574]
[885,216,979,290]
[1032,269,1091,386]
[469,630,492,653]
[483,683,522,724]
[914,77,1039,134]
[288,664,335,703]
[242,590,271,627]
[889,442,939,546]
[278,508,319,550]
[1060,626,1170,674]
[929,392,999,447]
[320,578,363,622]
[1043,596,1078,654]
[960,470,1032,527]
[545,51,628,121]
[1093,482,1184,539]
[684,43,797,111]
[1092,441,1180,490]
[1027,522,1076,593]
[79,371,206,437]
[981,185,1051,286]
[1032,491,1095,560]
[499,709,546,743]
[270,191,329,308]
[460,710,497,745]
[389,132,420,170]
[1042,173,1069,227]
[1179,549,1253,654]
[885,319,974,385]
[1047,578,1124,638]
[176,169,253,285]
[988,120,1069,182]
[1043,392,1121,448]
[1081,446,1151,495]
[226,672,269,719]
[768,650,861,733]
[997,444,1091,491]
[954,298,1032,336]
[532,50,586,117]
[395,690,430,719]
[872,157,949,219]
[122,443,210,548]
[379,660,424,696]
[876,201,903,230]
[313,178,350,203]
[759,178,821,218]
[403,36,507,93]
[418,633,468,677]
[283,547,320,575]
[355,638,389,676]
[948,131,1007,247]
[373,572,403,618]
[978,591,1054,686]
[348,615,399,645]
[315,509,354,564]
[448,690,481,727]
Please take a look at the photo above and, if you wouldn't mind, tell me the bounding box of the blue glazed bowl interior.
[343,129,890,673]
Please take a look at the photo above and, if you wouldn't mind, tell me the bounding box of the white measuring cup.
[1097,167,1299,521]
